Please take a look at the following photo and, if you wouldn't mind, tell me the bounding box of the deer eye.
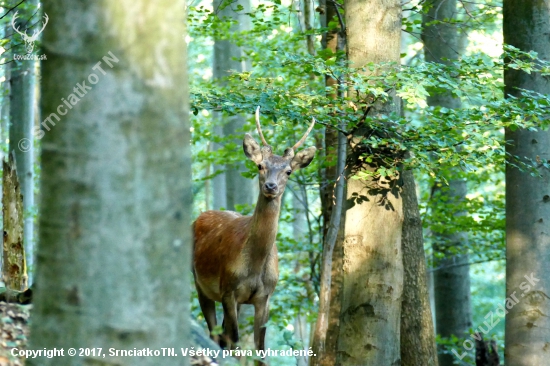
[286,170,292,176]
[258,164,263,171]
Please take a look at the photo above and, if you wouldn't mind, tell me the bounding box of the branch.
[0,0,26,20]
[327,0,346,34]
[313,118,349,135]
[428,257,504,273]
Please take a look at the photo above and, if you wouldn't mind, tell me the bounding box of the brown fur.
[192,131,316,360]
[193,209,279,304]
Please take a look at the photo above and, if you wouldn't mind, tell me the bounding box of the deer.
[193,107,316,362]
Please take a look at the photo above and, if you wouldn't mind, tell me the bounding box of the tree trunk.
[29,2,191,365]
[503,1,550,365]
[474,332,500,366]
[337,1,403,364]
[312,3,345,364]
[2,153,27,291]
[311,121,346,366]
[303,0,316,56]
[212,1,255,353]
[400,170,438,366]
[0,21,12,274]
[8,0,37,285]
[292,185,310,366]
[211,125,227,210]
[213,0,253,211]
[422,2,472,365]
[319,0,342,240]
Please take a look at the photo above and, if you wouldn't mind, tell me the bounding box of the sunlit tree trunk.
[422,2,472,365]
[29,2,191,365]
[504,1,550,365]
[336,1,403,364]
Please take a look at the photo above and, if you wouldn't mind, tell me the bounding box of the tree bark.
[8,0,37,285]
[337,1,403,364]
[400,170,438,366]
[422,2,472,365]
[291,185,310,366]
[303,0,316,56]
[0,24,11,275]
[312,3,345,364]
[311,122,346,366]
[319,0,342,239]
[503,1,550,365]
[29,2,191,365]
[2,153,27,291]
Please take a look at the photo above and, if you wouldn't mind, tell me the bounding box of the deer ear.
[243,134,263,164]
[291,147,316,171]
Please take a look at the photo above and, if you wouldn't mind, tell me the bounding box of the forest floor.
[0,302,29,365]
[0,302,217,365]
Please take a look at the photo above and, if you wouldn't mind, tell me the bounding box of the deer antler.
[11,12,48,42]
[291,117,316,151]
[255,106,269,146]
[29,13,49,42]
[11,12,27,39]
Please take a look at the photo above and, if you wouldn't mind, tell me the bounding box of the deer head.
[12,12,49,54]
[243,107,316,199]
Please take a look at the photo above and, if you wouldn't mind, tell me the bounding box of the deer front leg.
[221,293,239,349]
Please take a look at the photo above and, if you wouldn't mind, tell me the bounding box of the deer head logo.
[12,11,49,54]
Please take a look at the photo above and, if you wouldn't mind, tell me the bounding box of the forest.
[0,0,548,365]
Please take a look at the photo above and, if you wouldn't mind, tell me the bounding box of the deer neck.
[246,193,282,266]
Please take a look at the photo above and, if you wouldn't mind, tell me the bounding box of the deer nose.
[264,182,278,192]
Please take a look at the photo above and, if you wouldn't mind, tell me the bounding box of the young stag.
[193,108,316,357]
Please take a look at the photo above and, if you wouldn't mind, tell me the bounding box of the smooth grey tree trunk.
[504,1,550,365]
[213,0,253,211]
[8,0,38,286]
[337,1,403,364]
[29,2,191,365]
[422,2,472,365]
